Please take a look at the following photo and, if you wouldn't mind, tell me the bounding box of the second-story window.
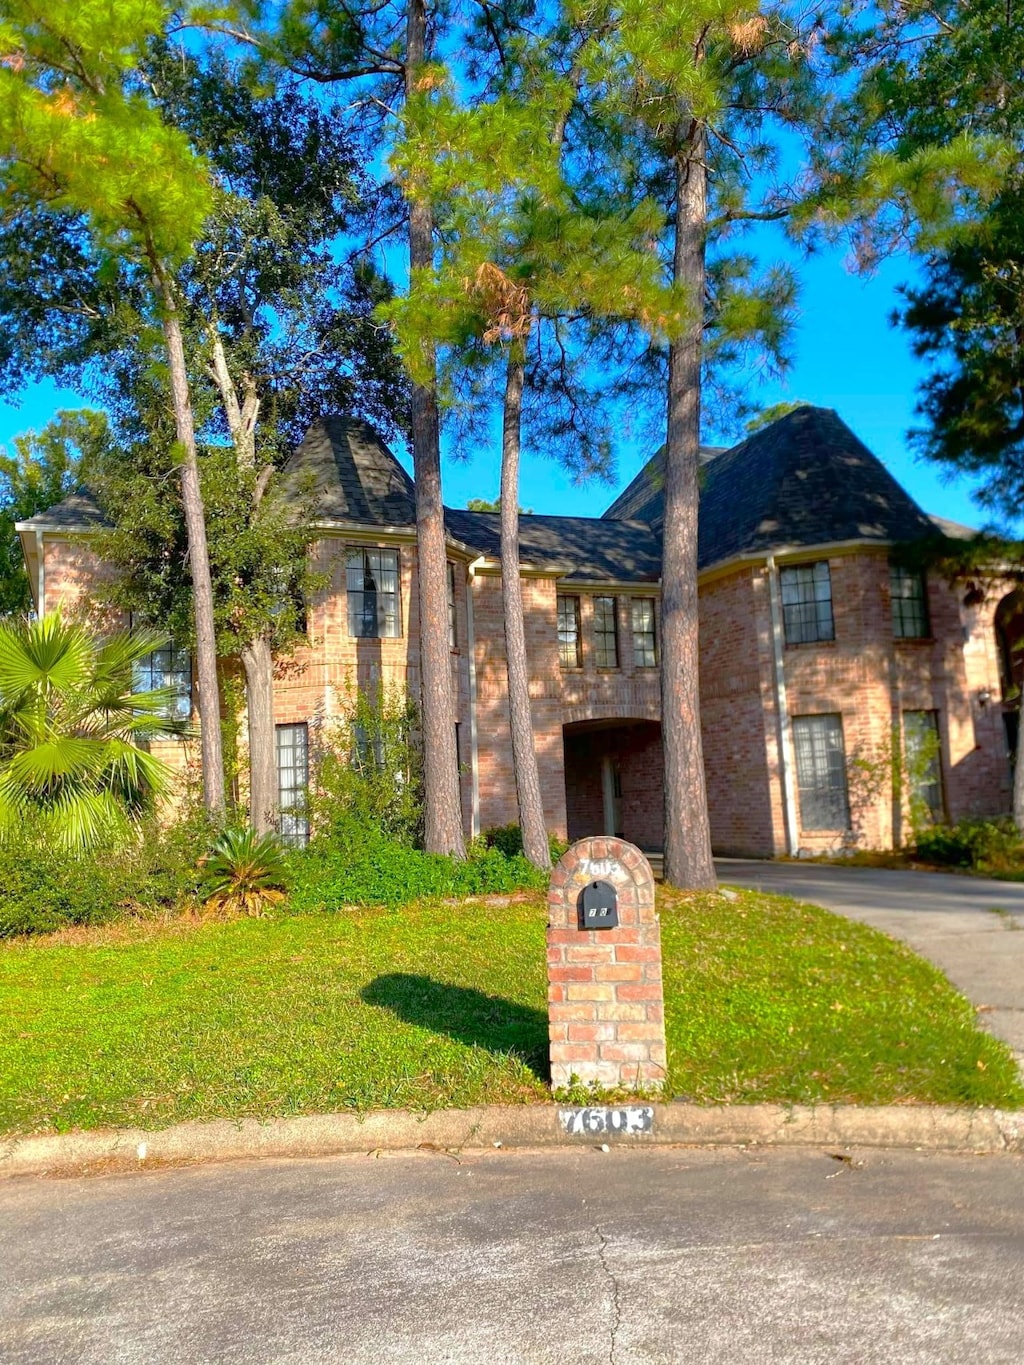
[557,594,581,669]
[891,563,929,638]
[346,548,400,638]
[133,642,192,720]
[594,595,619,669]
[631,597,657,667]
[447,561,457,648]
[780,562,834,644]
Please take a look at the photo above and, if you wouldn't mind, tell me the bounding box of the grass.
[0,887,1020,1135]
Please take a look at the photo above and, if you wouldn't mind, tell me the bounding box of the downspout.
[465,556,485,840]
[766,556,799,856]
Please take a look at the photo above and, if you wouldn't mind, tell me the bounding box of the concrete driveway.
[717,860,1024,1072]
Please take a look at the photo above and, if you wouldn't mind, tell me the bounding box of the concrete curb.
[2,1102,1022,1179]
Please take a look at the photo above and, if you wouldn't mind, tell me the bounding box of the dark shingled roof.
[16,489,107,530]
[279,415,417,527]
[18,407,942,586]
[929,513,977,540]
[445,508,661,582]
[602,406,937,569]
[603,445,726,522]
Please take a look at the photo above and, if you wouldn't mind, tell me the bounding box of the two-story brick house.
[17,404,1019,856]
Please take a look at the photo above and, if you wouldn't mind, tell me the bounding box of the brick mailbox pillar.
[547,837,666,1091]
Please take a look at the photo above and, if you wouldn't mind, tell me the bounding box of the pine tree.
[225,0,467,854]
[832,0,1024,829]
[0,45,408,832]
[383,31,681,869]
[0,0,227,816]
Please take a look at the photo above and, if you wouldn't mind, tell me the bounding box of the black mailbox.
[579,880,619,930]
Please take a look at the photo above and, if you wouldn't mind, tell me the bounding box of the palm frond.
[0,613,184,850]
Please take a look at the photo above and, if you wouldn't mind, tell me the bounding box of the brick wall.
[37,530,1013,854]
[771,551,1011,852]
[470,570,568,838]
[698,567,781,856]
[563,721,663,848]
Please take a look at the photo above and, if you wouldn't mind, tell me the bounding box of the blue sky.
[0,240,1014,534]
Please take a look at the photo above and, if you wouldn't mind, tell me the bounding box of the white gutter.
[766,555,800,856]
[464,556,486,839]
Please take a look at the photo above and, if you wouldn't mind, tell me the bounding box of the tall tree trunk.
[661,125,716,890]
[406,0,465,856]
[500,352,551,870]
[242,635,277,834]
[1013,713,1024,834]
[207,332,277,834]
[156,274,225,817]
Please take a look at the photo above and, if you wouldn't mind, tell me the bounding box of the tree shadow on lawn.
[361,974,550,1080]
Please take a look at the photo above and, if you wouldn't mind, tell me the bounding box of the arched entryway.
[562,718,663,851]
[996,588,1024,764]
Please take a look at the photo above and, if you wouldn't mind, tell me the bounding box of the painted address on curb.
[558,1106,654,1136]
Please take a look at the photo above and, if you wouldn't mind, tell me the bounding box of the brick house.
[17,404,1020,856]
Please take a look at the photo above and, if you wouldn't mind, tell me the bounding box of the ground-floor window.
[276,722,310,848]
[903,709,944,824]
[792,713,850,830]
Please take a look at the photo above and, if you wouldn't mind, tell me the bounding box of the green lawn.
[0,886,1020,1135]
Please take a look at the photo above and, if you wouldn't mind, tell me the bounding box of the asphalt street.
[2,1146,1024,1364]
[716,860,1024,1071]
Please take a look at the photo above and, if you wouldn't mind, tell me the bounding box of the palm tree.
[0,612,190,850]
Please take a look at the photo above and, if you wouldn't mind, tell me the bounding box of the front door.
[601,756,624,838]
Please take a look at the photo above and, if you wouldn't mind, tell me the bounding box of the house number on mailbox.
[579,880,619,930]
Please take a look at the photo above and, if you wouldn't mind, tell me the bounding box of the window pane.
[594,595,619,669]
[447,561,457,648]
[346,549,401,638]
[781,562,834,644]
[891,564,929,638]
[132,644,191,720]
[904,710,943,822]
[631,597,657,668]
[792,714,849,830]
[557,595,581,669]
[276,722,310,847]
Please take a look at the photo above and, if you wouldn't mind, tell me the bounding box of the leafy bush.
[0,807,215,939]
[203,828,290,918]
[915,818,1024,871]
[309,684,423,846]
[288,834,545,913]
[482,823,570,863]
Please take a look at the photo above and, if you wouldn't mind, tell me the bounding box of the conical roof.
[278,415,417,527]
[603,405,937,569]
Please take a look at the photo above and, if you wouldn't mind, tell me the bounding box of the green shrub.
[913,825,972,867]
[310,685,423,846]
[915,818,1024,871]
[288,834,545,912]
[482,823,570,863]
[0,837,132,937]
[0,809,214,939]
